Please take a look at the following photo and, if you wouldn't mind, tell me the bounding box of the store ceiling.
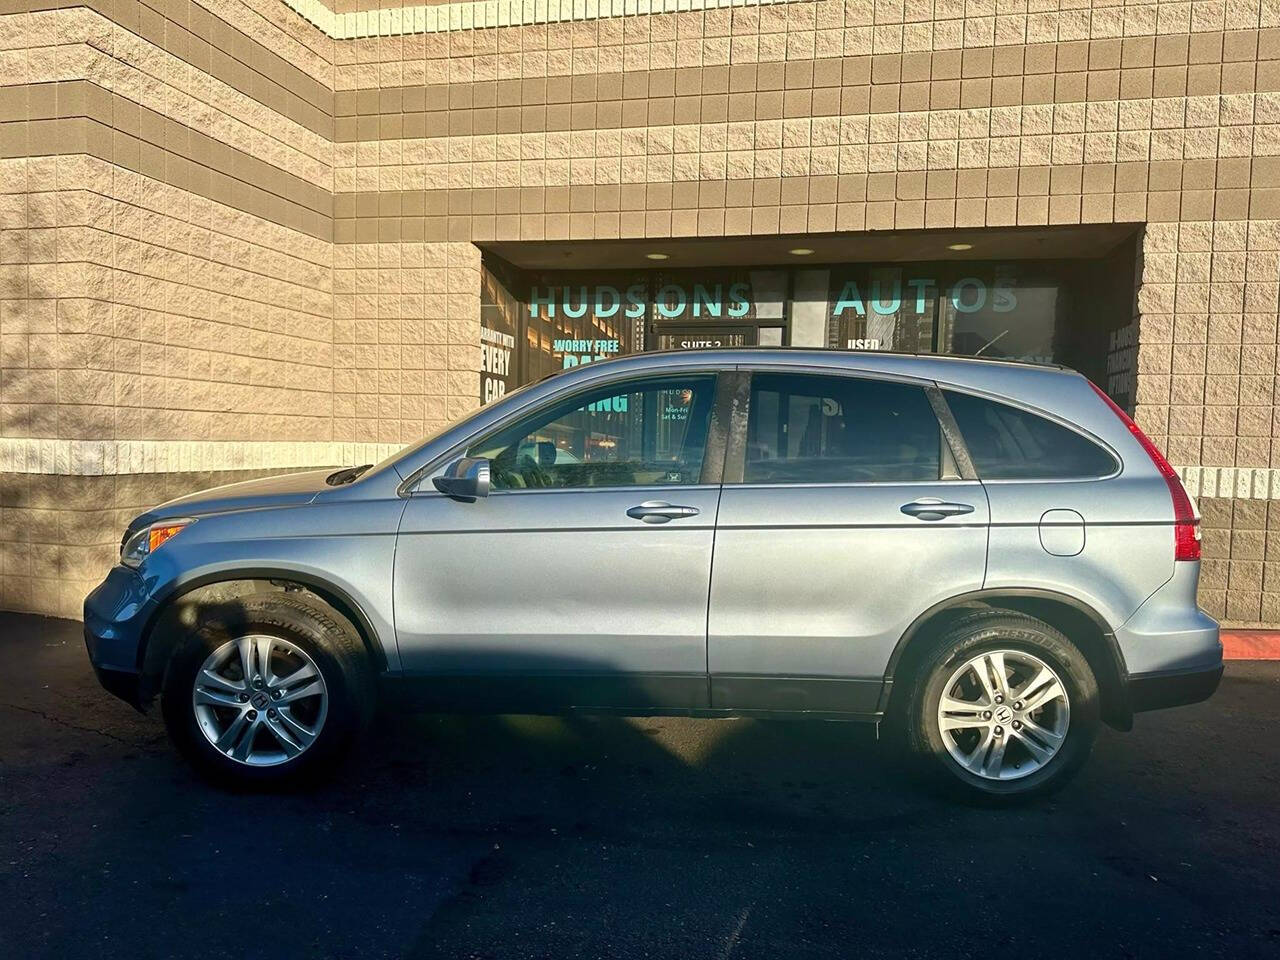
[482,223,1141,271]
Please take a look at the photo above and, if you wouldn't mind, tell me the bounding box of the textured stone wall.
[0,468,300,616]
[5,0,1280,624]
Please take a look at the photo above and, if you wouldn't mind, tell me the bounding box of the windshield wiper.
[325,464,373,486]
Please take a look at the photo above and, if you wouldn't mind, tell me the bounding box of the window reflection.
[469,377,716,490]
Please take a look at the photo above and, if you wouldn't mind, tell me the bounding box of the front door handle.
[627,500,701,524]
[900,498,975,521]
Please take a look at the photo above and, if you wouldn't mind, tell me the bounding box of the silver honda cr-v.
[84,350,1222,801]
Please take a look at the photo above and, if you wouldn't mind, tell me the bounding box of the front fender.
[126,498,403,677]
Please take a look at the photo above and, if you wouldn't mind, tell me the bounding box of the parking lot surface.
[1,612,1277,960]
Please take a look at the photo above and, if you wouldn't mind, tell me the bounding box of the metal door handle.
[627,500,701,524]
[900,498,975,521]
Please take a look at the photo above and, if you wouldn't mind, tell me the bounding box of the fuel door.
[1039,509,1085,557]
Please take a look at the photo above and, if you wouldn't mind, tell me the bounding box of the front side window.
[944,390,1118,479]
[744,373,942,483]
[467,376,717,490]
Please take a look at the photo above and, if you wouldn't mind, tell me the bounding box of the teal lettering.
[563,285,588,319]
[833,280,866,317]
[951,278,986,314]
[529,286,555,318]
[692,284,722,318]
[993,278,1017,313]
[727,282,751,318]
[871,279,901,316]
[907,277,934,314]
[588,395,628,413]
[656,284,686,319]
[595,285,621,318]
[624,283,646,319]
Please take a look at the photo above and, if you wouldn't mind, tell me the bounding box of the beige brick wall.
[0,468,313,617]
[333,239,481,442]
[5,0,1280,623]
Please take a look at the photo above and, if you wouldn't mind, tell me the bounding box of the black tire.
[898,611,1100,804]
[160,593,376,787]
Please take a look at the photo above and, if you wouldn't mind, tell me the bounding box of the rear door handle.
[627,500,701,524]
[900,498,975,521]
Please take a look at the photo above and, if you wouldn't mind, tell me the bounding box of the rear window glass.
[945,391,1118,480]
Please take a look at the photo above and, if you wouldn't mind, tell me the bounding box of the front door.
[653,326,755,351]
[394,372,725,711]
[708,370,990,715]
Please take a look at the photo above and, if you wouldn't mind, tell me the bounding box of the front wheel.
[160,594,376,787]
[901,612,1100,803]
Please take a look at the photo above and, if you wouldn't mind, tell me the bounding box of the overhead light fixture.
[947,242,973,251]
[789,247,815,256]
[645,252,669,260]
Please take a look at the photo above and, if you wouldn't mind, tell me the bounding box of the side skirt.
[379,673,883,722]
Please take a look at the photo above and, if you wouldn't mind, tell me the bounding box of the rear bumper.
[1128,663,1223,713]
[1111,562,1222,716]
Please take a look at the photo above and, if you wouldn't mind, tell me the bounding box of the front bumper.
[88,651,145,710]
[84,565,154,710]
[1128,663,1224,713]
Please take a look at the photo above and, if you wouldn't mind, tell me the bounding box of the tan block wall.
[5,0,1280,624]
[1,154,337,442]
[333,240,481,442]
[0,469,305,617]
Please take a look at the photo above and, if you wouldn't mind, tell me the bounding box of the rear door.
[707,369,990,715]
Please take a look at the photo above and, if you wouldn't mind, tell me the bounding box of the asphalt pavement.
[1,612,1277,960]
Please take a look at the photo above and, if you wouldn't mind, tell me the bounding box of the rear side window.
[745,373,941,483]
[945,390,1118,480]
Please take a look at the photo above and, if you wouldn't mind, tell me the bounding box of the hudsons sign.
[529,283,752,319]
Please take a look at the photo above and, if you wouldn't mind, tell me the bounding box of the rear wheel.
[900,612,1100,803]
[160,594,375,787]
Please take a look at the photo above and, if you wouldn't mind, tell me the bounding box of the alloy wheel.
[936,648,1071,781]
[191,635,329,767]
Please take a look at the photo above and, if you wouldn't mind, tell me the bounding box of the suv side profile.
[84,350,1222,801]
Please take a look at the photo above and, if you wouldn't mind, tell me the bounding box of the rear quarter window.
[945,390,1118,480]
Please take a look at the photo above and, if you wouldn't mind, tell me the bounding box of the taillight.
[1089,381,1200,561]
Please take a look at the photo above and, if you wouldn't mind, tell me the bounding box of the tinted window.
[744,373,941,483]
[468,376,716,490]
[945,390,1118,479]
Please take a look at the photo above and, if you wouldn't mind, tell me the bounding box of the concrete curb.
[1221,631,1280,660]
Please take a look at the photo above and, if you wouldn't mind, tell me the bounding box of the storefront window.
[479,237,1136,406]
[521,272,647,382]
[935,269,1058,363]
[826,266,938,353]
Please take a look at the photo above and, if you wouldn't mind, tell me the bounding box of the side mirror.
[432,457,491,502]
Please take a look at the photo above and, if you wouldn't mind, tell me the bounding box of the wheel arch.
[137,569,389,698]
[884,588,1133,731]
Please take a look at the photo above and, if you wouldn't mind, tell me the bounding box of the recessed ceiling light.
[645,252,669,260]
[789,247,815,256]
[947,242,974,251]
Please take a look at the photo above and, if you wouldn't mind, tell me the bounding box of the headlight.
[121,519,195,568]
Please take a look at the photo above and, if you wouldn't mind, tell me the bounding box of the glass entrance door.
[653,326,756,351]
